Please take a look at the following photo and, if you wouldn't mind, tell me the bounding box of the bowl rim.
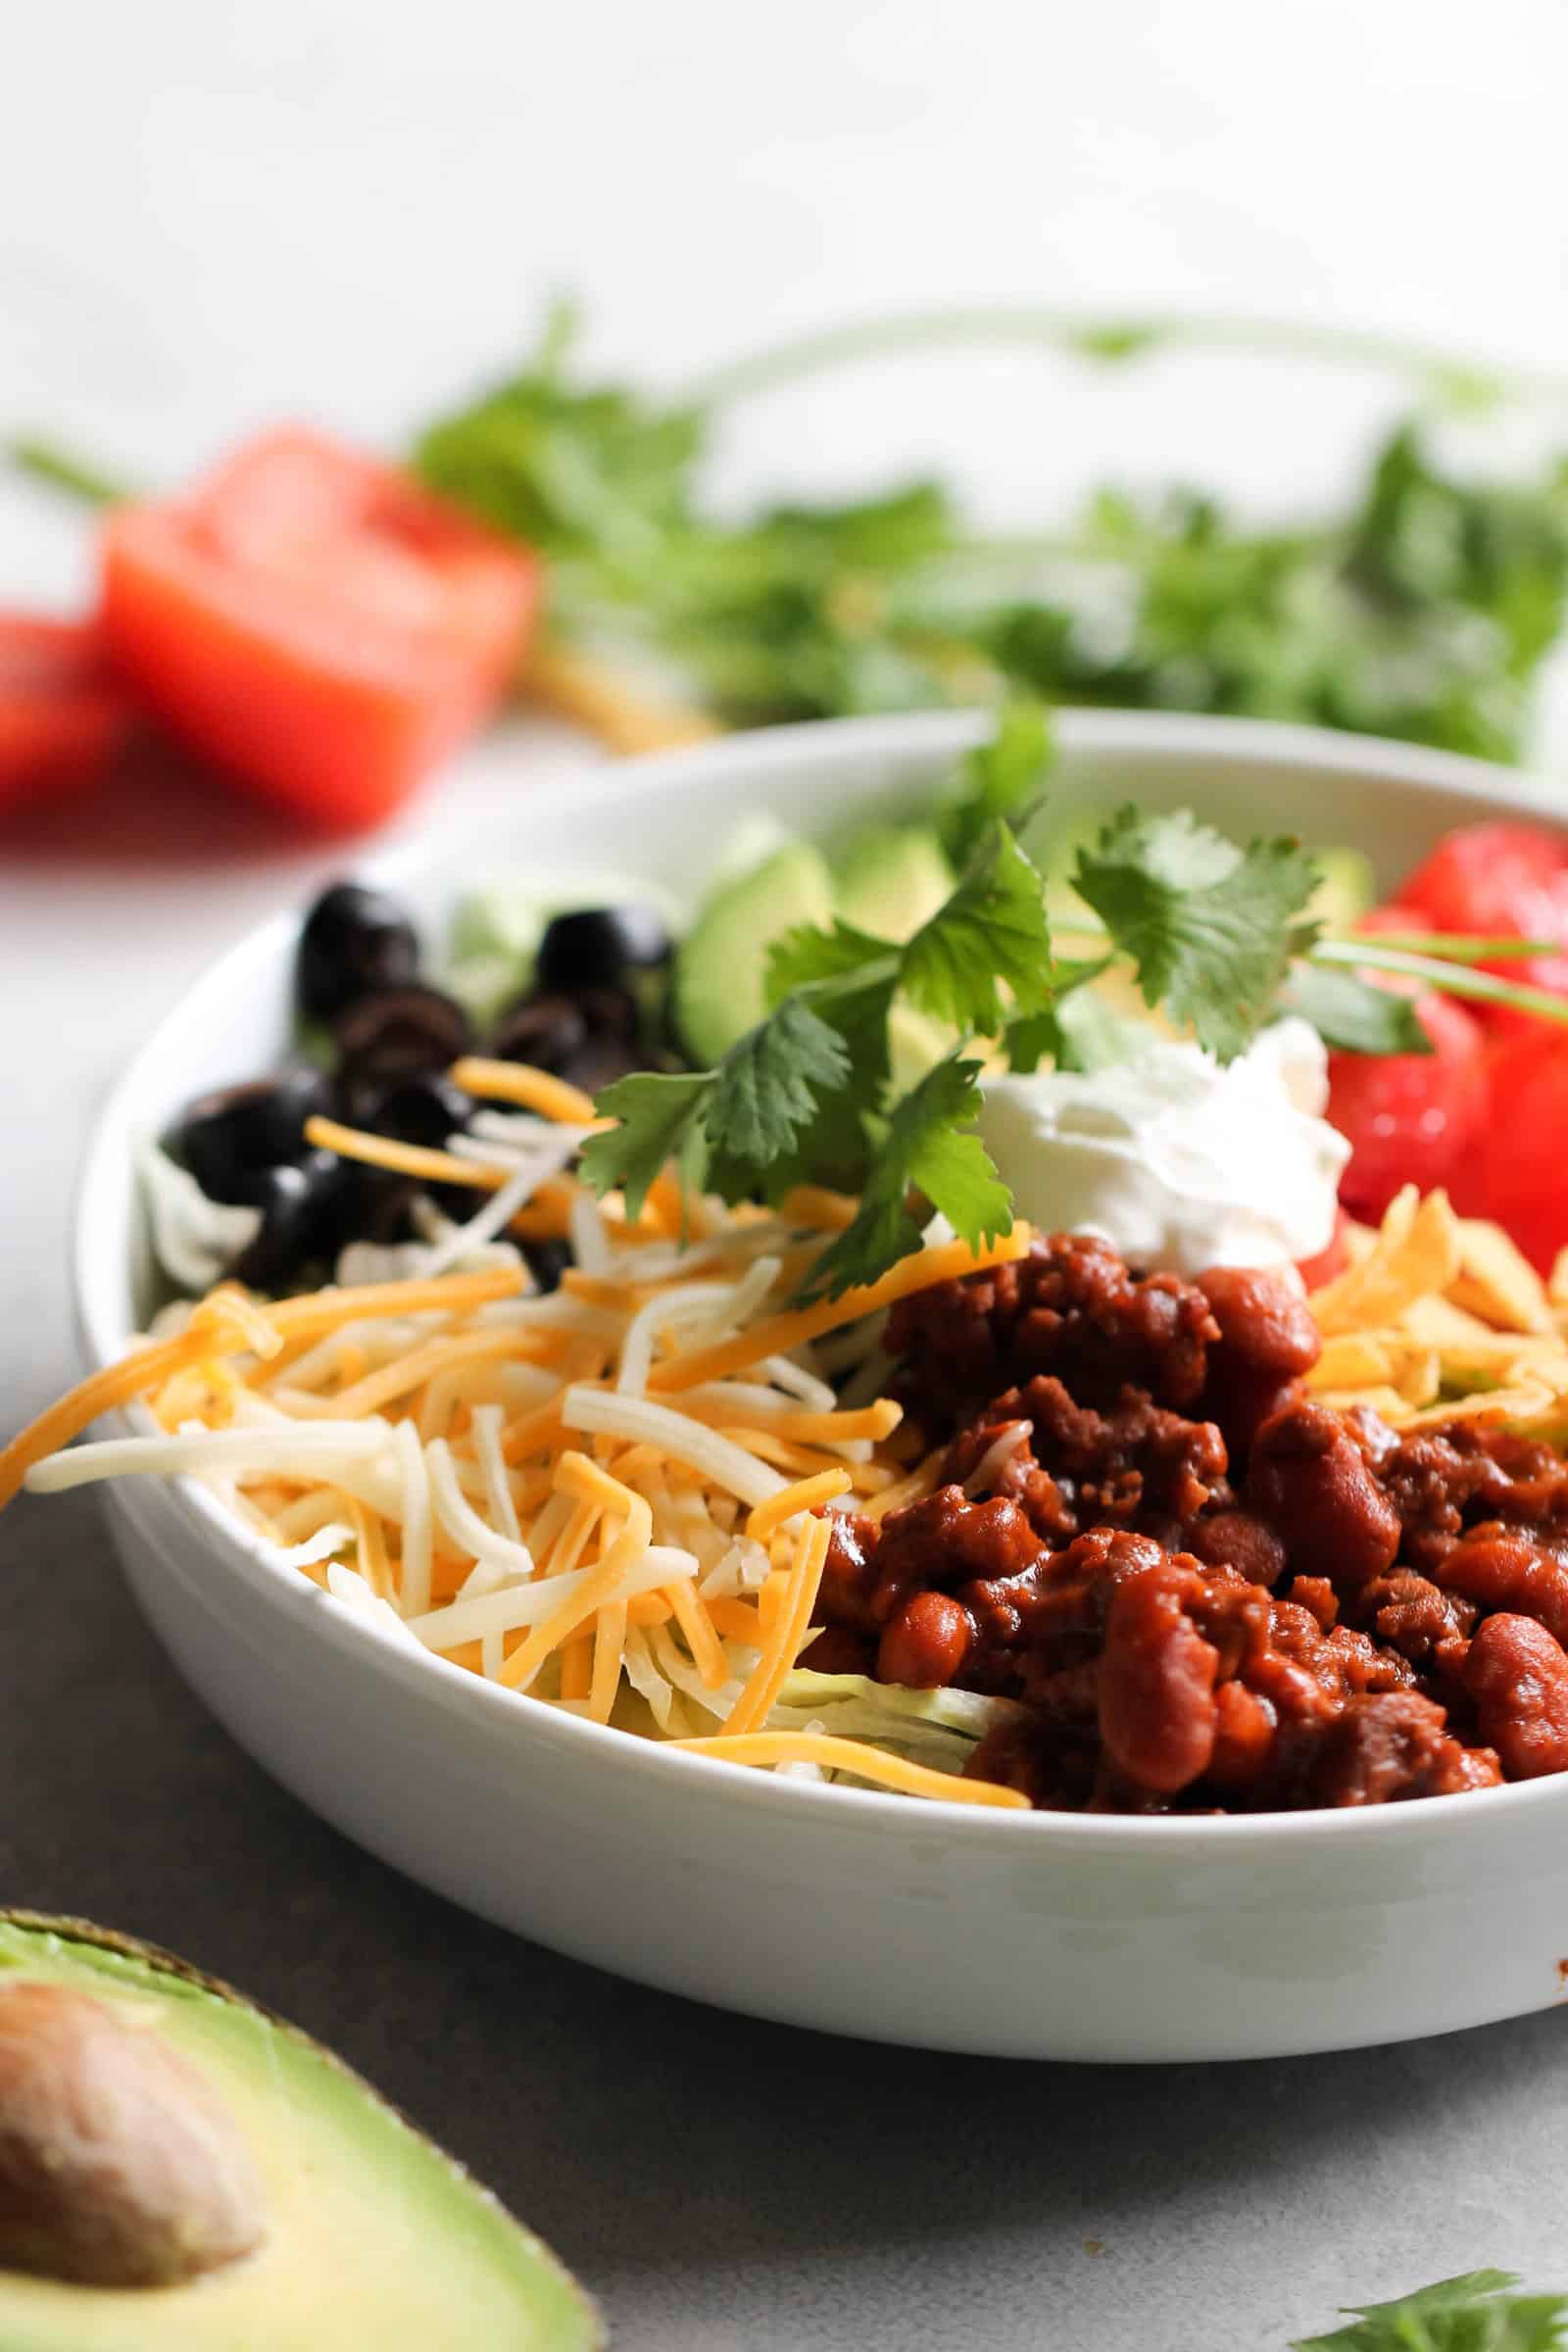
[70,703,1568,1853]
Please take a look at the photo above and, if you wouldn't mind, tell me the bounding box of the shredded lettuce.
[772,1669,1024,1777]
[139,1139,260,1295]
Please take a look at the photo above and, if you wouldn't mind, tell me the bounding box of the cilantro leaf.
[765,918,899,1005]
[937,699,1054,870]
[802,1052,1011,1299]
[901,820,1054,1035]
[1291,2269,1568,2352]
[701,997,850,1170]
[1282,962,1434,1055]
[582,997,850,1218]
[1072,807,1320,1059]
[413,301,703,563]
[579,1071,710,1221]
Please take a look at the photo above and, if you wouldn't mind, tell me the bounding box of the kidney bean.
[1464,1613,1568,1779]
[1199,1263,1323,1448]
[1248,1400,1401,1592]
[1442,1527,1568,1649]
[1207,1679,1277,1789]
[1190,1508,1287,1586]
[1099,1562,1220,1793]
[877,1592,975,1690]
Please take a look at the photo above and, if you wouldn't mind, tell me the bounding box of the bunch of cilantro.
[413,304,1568,761]
[579,705,1565,1299]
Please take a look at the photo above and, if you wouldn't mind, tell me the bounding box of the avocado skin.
[0,1912,602,2351]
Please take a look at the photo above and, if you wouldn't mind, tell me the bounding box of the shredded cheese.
[648,1229,1033,1395]
[746,1470,853,1543]
[670,1734,1030,1809]
[723,1514,833,1735]
[449,1057,607,1128]
[13,1164,1056,1817]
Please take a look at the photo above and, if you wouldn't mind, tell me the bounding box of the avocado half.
[0,1913,600,2351]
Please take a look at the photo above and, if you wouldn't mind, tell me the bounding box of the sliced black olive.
[485,988,644,1093]
[172,1071,334,1206]
[297,882,420,1024]
[359,1176,424,1248]
[225,1150,399,1289]
[535,906,671,996]
[224,1153,354,1291]
[524,1240,573,1294]
[366,1074,473,1151]
[362,1075,476,1219]
[333,987,474,1113]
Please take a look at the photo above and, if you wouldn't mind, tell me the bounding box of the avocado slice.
[834,825,956,941]
[673,841,834,1064]
[0,1914,598,2351]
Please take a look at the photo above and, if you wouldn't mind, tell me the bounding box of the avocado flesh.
[673,842,834,1063]
[0,1917,598,2352]
[834,825,956,940]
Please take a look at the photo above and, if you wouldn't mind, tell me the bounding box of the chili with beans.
[802,1234,1568,1812]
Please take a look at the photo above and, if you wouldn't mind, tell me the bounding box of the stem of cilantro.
[1333,931,1558,963]
[689,306,1568,420]
[1312,936,1568,1024]
[8,437,132,507]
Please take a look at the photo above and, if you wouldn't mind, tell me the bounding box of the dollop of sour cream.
[976,1019,1350,1275]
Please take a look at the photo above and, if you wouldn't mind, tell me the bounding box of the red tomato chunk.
[99,430,541,830]
[1399,821,1568,1005]
[0,613,134,806]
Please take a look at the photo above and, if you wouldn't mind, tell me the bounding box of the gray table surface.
[2,815,1567,2352]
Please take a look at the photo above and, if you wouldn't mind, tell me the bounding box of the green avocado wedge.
[0,1914,600,2352]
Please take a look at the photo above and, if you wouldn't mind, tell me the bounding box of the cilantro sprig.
[1292,2269,1568,2351]
[396,304,1568,761]
[581,710,1568,1300]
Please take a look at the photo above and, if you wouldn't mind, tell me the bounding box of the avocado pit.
[0,1980,267,2288]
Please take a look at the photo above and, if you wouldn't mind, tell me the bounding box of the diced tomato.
[1324,906,1489,1220]
[0,614,134,806]
[1296,1206,1350,1292]
[98,429,542,831]
[1397,820,1568,1012]
[1449,1028,1568,1273]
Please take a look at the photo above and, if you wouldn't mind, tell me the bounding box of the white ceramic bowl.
[73,710,1568,2063]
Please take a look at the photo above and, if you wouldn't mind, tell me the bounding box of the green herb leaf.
[702,997,850,1170]
[413,301,703,563]
[1073,807,1320,1059]
[1282,963,1434,1055]
[765,919,899,1005]
[901,820,1054,1035]
[802,1052,1011,1299]
[578,1071,710,1221]
[936,699,1054,869]
[1292,2269,1568,2352]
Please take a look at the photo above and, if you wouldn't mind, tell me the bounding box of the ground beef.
[943,1375,1228,1545]
[840,1235,1568,1813]
[886,1233,1219,1431]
